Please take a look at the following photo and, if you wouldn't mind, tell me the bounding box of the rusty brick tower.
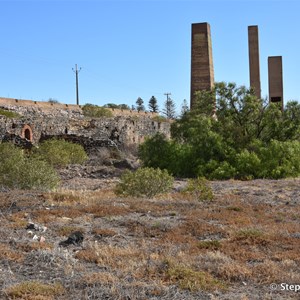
[190,22,214,110]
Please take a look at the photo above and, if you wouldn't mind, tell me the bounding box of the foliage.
[136,97,145,112]
[114,167,174,198]
[180,99,189,117]
[0,108,20,118]
[82,103,113,117]
[104,103,130,110]
[148,96,159,113]
[34,139,88,168]
[257,139,300,179]
[138,82,300,179]
[48,98,60,104]
[0,143,59,190]
[162,97,176,119]
[183,177,214,201]
[138,134,177,171]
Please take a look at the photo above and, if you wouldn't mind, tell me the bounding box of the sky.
[0,0,299,112]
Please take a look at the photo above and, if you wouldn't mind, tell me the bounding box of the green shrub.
[34,139,88,168]
[114,167,174,198]
[0,143,24,186]
[183,177,214,201]
[234,150,261,180]
[18,158,60,190]
[82,103,113,118]
[0,108,20,118]
[204,160,236,180]
[258,140,300,179]
[0,143,59,190]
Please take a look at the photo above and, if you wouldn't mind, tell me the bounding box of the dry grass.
[0,179,299,299]
[0,243,24,262]
[4,281,65,299]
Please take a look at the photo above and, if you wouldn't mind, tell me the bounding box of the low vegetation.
[139,82,300,179]
[0,179,298,299]
[0,143,59,190]
[182,177,214,201]
[114,167,174,198]
[0,108,20,118]
[4,281,65,299]
[0,139,87,190]
[33,138,88,168]
[82,103,113,118]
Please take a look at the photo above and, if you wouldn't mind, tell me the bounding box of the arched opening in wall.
[21,125,33,142]
[24,129,31,140]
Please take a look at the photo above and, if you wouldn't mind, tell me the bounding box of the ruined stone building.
[0,97,170,153]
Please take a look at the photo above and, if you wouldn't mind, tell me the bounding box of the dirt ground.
[0,176,299,299]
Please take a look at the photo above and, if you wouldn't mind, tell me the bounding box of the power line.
[164,92,171,102]
[72,64,82,105]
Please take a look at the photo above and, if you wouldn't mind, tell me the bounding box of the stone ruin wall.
[0,97,171,153]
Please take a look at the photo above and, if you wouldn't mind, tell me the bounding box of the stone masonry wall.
[0,97,171,151]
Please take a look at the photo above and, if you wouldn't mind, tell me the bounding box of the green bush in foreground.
[0,143,59,190]
[115,167,174,198]
[34,139,88,168]
[183,177,214,201]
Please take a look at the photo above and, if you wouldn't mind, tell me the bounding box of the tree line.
[103,96,189,119]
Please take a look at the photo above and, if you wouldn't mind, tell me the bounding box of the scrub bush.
[82,103,113,118]
[34,139,88,168]
[0,143,59,190]
[114,167,174,198]
[183,177,214,202]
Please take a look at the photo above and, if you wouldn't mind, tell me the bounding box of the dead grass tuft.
[4,281,65,299]
[166,262,226,291]
[75,248,100,264]
[55,226,84,237]
[91,227,117,237]
[81,272,118,285]
[0,243,24,262]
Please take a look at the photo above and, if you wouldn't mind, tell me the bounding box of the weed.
[197,240,222,250]
[56,226,84,237]
[182,177,214,201]
[4,281,65,299]
[166,263,225,291]
[235,228,264,239]
[226,206,243,212]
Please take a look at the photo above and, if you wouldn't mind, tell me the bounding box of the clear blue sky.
[1,0,299,112]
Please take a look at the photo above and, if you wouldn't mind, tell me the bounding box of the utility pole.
[164,92,171,102]
[72,64,81,105]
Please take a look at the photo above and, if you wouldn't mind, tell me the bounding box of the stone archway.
[21,125,33,142]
